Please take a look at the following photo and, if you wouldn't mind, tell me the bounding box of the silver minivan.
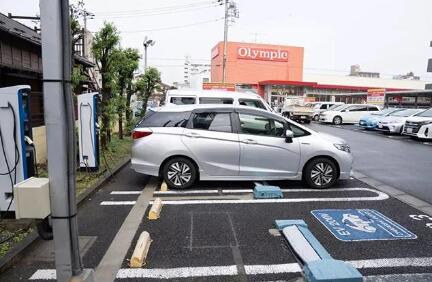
[131,105,353,189]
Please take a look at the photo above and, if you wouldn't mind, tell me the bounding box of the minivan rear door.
[182,109,240,176]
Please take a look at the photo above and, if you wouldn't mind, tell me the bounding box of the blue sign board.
[311,209,417,241]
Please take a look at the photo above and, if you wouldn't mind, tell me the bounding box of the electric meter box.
[13,177,50,219]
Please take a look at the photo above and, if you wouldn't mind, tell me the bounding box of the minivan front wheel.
[163,157,197,189]
[304,158,338,189]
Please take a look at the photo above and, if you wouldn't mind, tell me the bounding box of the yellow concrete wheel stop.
[148,198,163,220]
[160,181,168,191]
[130,231,152,268]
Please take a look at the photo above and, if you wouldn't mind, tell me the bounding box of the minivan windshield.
[390,109,422,117]
[415,108,432,117]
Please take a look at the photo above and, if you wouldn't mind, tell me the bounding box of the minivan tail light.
[132,130,152,139]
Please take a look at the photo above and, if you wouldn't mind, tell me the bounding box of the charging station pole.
[40,0,93,281]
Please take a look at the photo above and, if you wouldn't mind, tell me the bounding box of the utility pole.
[221,0,239,83]
[81,10,94,58]
[40,0,94,281]
[143,36,155,72]
[222,0,229,83]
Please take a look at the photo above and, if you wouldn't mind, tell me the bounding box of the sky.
[2,0,432,84]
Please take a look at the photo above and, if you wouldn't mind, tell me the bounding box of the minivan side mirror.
[285,129,294,143]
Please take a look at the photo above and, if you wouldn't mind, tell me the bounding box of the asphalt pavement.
[307,123,432,204]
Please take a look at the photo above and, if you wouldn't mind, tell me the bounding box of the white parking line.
[100,201,136,206]
[348,257,432,269]
[116,265,238,279]
[29,257,432,280]
[150,188,389,205]
[244,263,301,275]
[110,191,141,195]
[154,190,219,195]
[150,189,389,205]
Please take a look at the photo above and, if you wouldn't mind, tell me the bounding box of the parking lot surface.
[307,123,432,203]
[4,166,432,281]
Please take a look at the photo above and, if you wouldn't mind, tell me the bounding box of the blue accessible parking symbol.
[311,209,417,241]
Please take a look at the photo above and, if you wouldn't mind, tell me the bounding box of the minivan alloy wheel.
[167,162,192,186]
[310,162,333,187]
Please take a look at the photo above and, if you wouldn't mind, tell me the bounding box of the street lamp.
[143,36,155,72]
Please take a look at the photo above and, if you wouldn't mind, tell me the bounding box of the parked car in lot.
[281,97,314,123]
[359,108,403,129]
[311,102,345,121]
[165,89,274,112]
[402,108,432,140]
[319,104,380,125]
[376,108,425,134]
[131,105,353,189]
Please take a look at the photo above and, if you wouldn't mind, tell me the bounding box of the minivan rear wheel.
[333,116,342,125]
[304,158,338,189]
[162,157,197,189]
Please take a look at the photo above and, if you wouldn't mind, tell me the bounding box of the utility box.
[14,177,50,219]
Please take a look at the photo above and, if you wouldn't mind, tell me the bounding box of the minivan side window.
[238,99,266,110]
[170,97,196,105]
[137,111,191,128]
[348,105,368,112]
[199,97,233,104]
[368,106,379,111]
[192,112,232,133]
[320,104,327,109]
[238,113,285,137]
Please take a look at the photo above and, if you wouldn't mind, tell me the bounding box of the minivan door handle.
[185,132,201,138]
[241,139,257,144]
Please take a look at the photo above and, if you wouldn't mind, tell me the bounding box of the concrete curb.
[0,157,131,274]
[352,170,432,217]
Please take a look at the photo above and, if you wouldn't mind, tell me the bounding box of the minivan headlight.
[334,143,351,153]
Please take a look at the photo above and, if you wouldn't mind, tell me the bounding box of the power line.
[120,17,224,33]
[92,4,220,19]
[94,1,217,16]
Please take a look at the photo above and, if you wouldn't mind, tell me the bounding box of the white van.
[165,89,273,112]
[319,104,380,125]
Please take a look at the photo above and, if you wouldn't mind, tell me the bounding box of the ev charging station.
[0,85,36,212]
[78,92,99,171]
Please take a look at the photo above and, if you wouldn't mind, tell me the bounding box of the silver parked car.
[131,105,353,189]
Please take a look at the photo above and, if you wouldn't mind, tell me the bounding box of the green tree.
[112,48,140,138]
[92,22,120,149]
[136,67,161,117]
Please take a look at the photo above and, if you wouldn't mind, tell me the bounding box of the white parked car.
[377,108,425,134]
[165,89,273,112]
[402,108,432,139]
[319,104,380,125]
[310,102,345,121]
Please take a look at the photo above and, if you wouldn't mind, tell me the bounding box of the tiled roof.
[0,12,41,46]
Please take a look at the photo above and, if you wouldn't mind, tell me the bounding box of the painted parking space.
[21,176,432,281]
[100,178,432,281]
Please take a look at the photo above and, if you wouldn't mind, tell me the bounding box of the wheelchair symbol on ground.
[311,209,417,241]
